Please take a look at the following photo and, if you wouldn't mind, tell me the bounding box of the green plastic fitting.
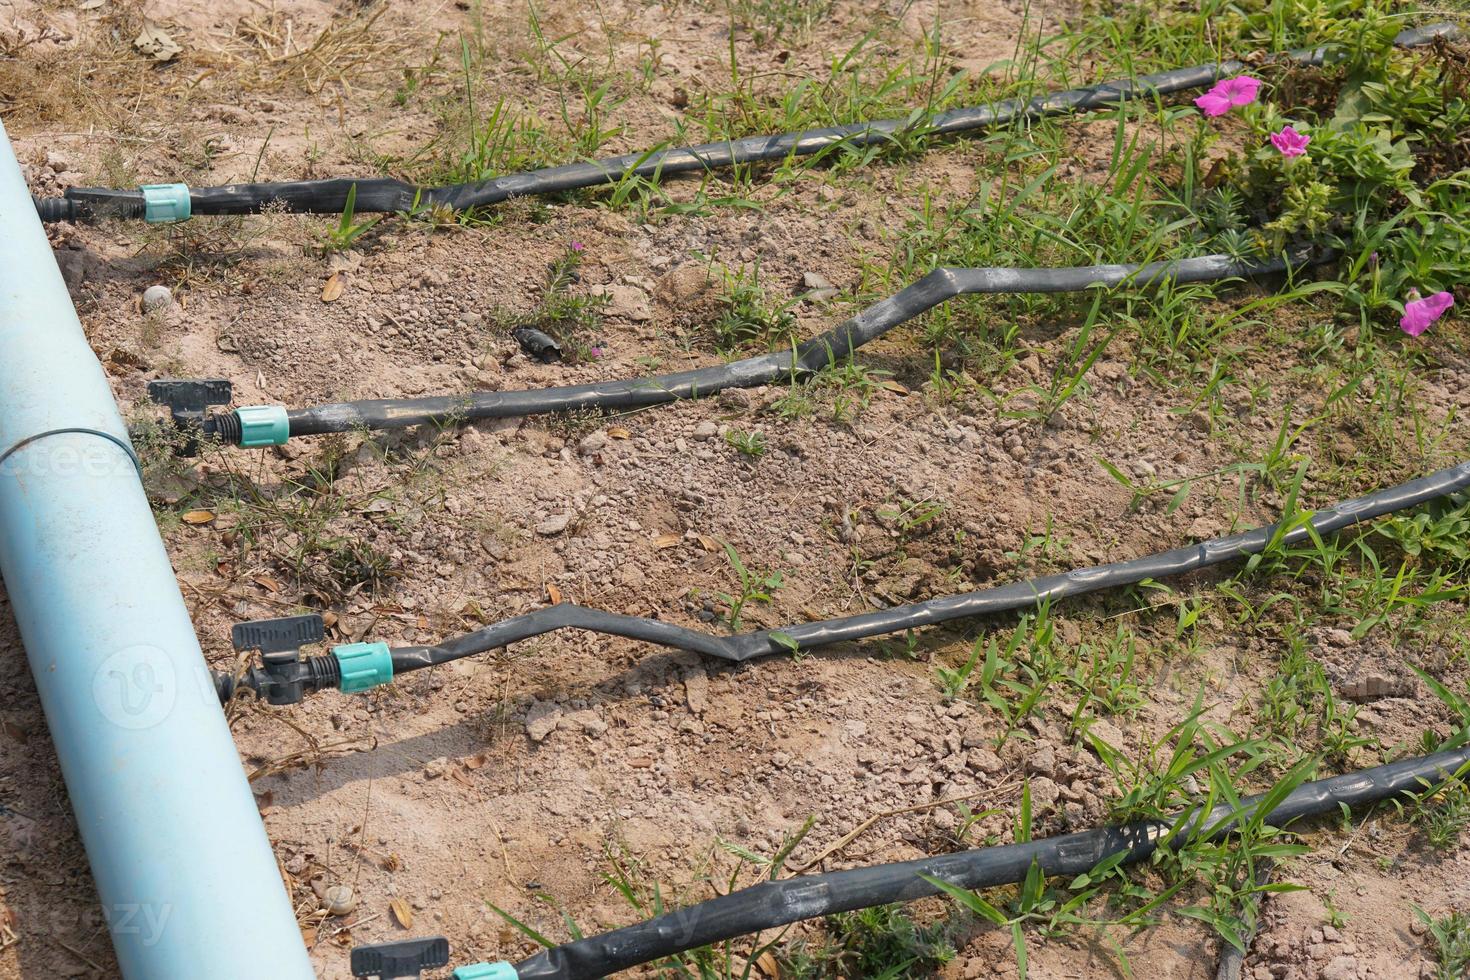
[333,641,393,693]
[452,963,517,980]
[235,405,290,447]
[140,183,191,223]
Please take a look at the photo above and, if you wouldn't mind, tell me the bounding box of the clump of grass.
[1408,771,1470,849]
[714,540,783,631]
[782,904,956,979]
[318,183,381,253]
[492,243,605,360]
[724,428,767,457]
[727,0,834,45]
[183,439,399,601]
[769,360,889,424]
[1415,907,1470,980]
[713,264,798,350]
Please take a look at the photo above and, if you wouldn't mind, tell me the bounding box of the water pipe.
[154,248,1331,452]
[30,24,1459,223]
[0,120,313,978]
[497,743,1470,979]
[216,458,1470,704]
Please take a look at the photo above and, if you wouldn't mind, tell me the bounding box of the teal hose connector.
[453,963,518,980]
[140,183,191,223]
[334,641,393,693]
[235,405,290,447]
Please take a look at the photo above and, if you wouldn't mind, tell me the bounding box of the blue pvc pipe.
[0,121,313,978]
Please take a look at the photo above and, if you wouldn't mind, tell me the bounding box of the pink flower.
[570,241,586,252]
[1400,290,1454,336]
[1270,126,1310,157]
[1194,75,1261,117]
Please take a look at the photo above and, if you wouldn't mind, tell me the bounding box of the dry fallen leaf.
[547,583,563,604]
[879,379,910,395]
[463,753,487,770]
[696,534,720,552]
[755,951,781,978]
[253,574,282,593]
[133,22,182,61]
[181,509,215,525]
[389,898,413,930]
[652,533,682,550]
[607,426,631,439]
[106,347,147,369]
[321,272,345,303]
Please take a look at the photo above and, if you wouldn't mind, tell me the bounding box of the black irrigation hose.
[1213,860,1272,980]
[389,459,1470,673]
[33,24,1458,222]
[508,745,1470,979]
[279,249,1325,438]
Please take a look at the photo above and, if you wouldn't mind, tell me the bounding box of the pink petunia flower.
[1194,75,1261,117]
[1194,91,1232,116]
[1270,126,1311,157]
[1400,290,1454,336]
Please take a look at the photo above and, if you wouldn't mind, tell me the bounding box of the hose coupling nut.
[334,641,393,693]
[453,964,518,980]
[140,183,192,224]
[235,405,290,448]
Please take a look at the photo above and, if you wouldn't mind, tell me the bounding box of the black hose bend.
[509,745,1470,979]
[34,24,1458,221]
[388,459,1470,673]
[282,249,1329,438]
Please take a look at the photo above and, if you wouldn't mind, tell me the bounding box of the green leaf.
[1017,781,1033,844]
[1165,481,1191,515]
[487,902,556,949]
[919,874,1009,926]
[1012,920,1029,978]
[1097,457,1136,490]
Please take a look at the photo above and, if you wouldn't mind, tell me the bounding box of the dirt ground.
[1,1,1468,978]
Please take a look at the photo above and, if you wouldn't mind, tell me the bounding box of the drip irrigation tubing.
[386,459,1470,673]
[504,745,1470,979]
[1213,860,1272,980]
[223,249,1329,444]
[32,23,1458,223]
